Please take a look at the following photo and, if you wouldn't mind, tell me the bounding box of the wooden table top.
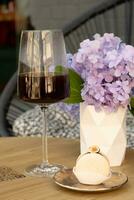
[0,137,133,200]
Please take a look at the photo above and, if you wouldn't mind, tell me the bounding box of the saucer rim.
[53,168,128,192]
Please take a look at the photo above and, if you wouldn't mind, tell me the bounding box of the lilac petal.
[105,74,113,82]
[80,39,90,48]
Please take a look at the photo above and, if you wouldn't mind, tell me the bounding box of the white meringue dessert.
[73,146,111,185]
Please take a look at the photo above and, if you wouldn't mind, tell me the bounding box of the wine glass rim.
[22,29,63,33]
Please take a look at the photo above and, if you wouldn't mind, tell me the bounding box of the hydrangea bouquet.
[64,33,134,113]
[59,33,134,166]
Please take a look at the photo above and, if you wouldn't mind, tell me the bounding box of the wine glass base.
[25,163,65,177]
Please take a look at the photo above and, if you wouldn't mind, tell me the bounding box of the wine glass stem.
[41,106,49,165]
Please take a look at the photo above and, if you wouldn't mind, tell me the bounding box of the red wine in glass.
[18,72,70,104]
[17,30,70,177]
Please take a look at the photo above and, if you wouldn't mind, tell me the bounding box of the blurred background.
[0,0,97,90]
[0,0,134,138]
[1,0,134,90]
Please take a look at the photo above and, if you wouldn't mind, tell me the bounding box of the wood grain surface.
[0,137,133,200]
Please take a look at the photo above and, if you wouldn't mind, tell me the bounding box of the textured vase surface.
[80,103,127,166]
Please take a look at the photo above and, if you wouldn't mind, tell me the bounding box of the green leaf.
[55,65,66,74]
[64,68,84,104]
[55,66,84,104]
[129,97,134,116]
[130,97,134,108]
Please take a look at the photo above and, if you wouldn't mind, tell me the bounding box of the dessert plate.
[53,168,128,192]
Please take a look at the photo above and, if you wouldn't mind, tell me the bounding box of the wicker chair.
[63,0,134,53]
[0,0,133,136]
[0,72,34,136]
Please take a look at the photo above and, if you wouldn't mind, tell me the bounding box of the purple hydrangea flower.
[71,33,134,112]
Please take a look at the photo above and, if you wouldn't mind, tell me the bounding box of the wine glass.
[17,30,70,177]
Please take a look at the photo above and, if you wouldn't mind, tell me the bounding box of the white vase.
[80,103,127,166]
